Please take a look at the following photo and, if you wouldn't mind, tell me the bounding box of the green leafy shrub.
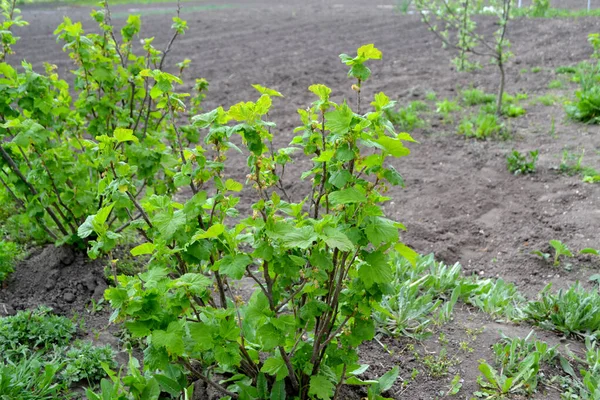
[506,150,538,175]
[0,239,18,282]
[61,341,117,384]
[95,43,417,399]
[0,0,206,251]
[0,307,75,355]
[566,58,600,123]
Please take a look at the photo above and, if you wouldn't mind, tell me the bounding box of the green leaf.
[193,224,225,240]
[255,94,272,115]
[270,224,318,250]
[252,84,283,97]
[154,374,182,397]
[321,227,354,251]
[376,136,410,157]
[219,254,252,280]
[394,243,418,266]
[328,170,352,189]
[140,377,160,400]
[260,357,289,381]
[309,84,332,101]
[378,366,399,392]
[357,44,382,60]
[114,128,138,143]
[152,322,184,356]
[225,179,243,192]
[270,381,286,400]
[581,248,600,256]
[153,210,186,240]
[309,375,335,400]
[325,103,353,135]
[173,273,212,294]
[131,242,156,256]
[329,187,367,205]
[365,217,398,246]
[359,251,392,288]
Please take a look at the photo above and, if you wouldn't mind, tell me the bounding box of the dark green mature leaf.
[153,210,186,240]
[219,254,252,280]
[152,322,184,356]
[365,217,398,246]
[309,375,335,400]
[359,251,392,288]
[329,187,367,205]
[321,227,354,251]
[260,357,289,381]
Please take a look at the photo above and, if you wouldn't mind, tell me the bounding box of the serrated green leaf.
[329,187,367,205]
[365,217,398,246]
[357,44,382,60]
[377,136,410,157]
[153,210,186,240]
[359,250,392,288]
[225,179,243,192]
[252,84,283,97]
[325,103,353,135]
[193,223,225,240]
[131,242,155,256]
[219,254,252,280]
[152,322,184,356]
[321,227,354,251]
[114,128,138,143]
[309,375,335,400]
[260,357,289,381]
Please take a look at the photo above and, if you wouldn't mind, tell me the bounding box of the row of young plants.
[1,1,422,399]
[379,253,600,398]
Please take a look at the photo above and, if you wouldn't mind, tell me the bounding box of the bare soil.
[1,0,599,398]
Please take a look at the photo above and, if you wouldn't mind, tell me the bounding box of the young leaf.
[131,242,156,256]
[260,357,289,381]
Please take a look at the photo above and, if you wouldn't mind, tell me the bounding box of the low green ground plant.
[524,283,600,339]
[506,150,538,175]
[0,239,18,283]
[457,113,504,139]
[385,101,427,131]
[461,88,495,106]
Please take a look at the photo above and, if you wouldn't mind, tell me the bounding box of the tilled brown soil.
[2,0,599,398]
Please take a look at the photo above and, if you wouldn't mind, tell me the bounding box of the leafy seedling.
[506,150,538,175]
[581,248,600,256]
[550,240,573,266]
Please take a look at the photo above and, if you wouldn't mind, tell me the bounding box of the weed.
[531,66,542,73]
[524,283,600,339]
[445,374,462,395]
[556,66,578,75]
[0,353,66,399]
[535,94,557,106]
[386,101,427,131]
[550,240,573,266]
[0,240,18,283]
[507,150,539,175]
[465,278,525,320]
[61,341,117,384]
[504,104,526,117]
[425,91,437,101]
[458,113,504,139]
[422,348,460,377]
[566,60,600,123]
[436,98,461,121]
[461,88,495,106]
[0,307,75,355]
[548,79,564,89]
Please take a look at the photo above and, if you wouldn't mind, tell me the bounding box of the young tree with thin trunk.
[415,0,513,116]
